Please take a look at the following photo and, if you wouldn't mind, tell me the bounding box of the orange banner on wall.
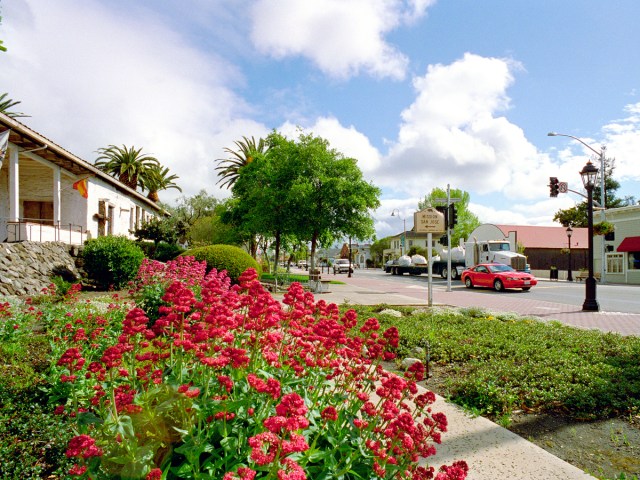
[73,178,88,198]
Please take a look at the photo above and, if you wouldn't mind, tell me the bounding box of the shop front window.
[607,253,624,274]
[628,252,640,270]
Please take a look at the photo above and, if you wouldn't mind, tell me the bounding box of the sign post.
[414,207,446,306]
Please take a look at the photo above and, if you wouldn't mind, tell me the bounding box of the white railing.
[1,218,87,245]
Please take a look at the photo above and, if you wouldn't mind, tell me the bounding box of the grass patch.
[349,305,640,420]
[260,272,343,284]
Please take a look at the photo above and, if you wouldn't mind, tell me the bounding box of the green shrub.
[82,235,145,290]
[153,242,185,262]
[181,244,260,282]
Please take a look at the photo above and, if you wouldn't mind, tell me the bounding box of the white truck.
[462,240,528,272]
[384,252,466,279]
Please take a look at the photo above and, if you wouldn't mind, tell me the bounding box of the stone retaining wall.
[0,241,84,296]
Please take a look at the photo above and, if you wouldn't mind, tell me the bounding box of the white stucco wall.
[87,178,157,239]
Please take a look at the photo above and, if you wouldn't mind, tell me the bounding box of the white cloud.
[372,53,555,203]
[279,117,381,172]
[602,102,640,182]
[249,0,433,80]
[0,0,266,205]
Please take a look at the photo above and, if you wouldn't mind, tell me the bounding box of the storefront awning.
[617,236,640,252]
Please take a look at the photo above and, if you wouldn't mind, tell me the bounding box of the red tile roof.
[495,225,588,249]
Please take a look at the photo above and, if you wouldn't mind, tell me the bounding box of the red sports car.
[461,263,538,292]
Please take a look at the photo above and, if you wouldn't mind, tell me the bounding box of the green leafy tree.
[188,201,244,247]
[553,156,624,227]
[215,136,268,189]
[229,133,299,269]
[95,144,159,190]
[132,216,177,246]
[140,164,181,202]
[226,130,380,272]
[279,131,380,271]
[370,236,391,267]
[161,190,219,244]
[418,188,480,247]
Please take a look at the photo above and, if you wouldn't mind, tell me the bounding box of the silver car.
[333,259,353,274]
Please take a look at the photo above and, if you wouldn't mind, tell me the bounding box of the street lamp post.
[566,226,573,282]
[548,132,606,284]
[580,160,599,311]
[348,237,352,278]
[391,209,406,257]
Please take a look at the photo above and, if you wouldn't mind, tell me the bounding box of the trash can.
[549,267,558,281]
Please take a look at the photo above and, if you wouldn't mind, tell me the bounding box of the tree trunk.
[147,191,159,202]
[119,173,138,190]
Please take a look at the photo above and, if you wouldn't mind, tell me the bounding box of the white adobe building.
[0,112,165,245]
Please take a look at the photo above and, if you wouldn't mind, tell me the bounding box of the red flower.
[223,466,257,480]
[146,468,163,480]
[66,434,103,459]
[321,406,338,421]
[68,464,87,476]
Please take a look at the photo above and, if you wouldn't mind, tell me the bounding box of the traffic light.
[448,203,458,227]
[435,205,448,230]
[549,177,559,197]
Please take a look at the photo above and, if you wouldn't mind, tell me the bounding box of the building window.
[628,252,640,270]
[107,205,115,235]
[607,253,624,274]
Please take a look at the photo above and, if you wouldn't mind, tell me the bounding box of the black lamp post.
[348,237,352,278]
[580,160,600,311]
[566,226,573,282]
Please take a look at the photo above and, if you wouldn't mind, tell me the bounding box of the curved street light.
[547,132,607,285]
[391,209,406,257]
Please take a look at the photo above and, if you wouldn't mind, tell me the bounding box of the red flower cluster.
[54,263,466,480]
[66,434,103,459]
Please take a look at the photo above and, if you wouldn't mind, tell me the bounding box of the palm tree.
[215,136,268,189]
[141,164,182,202]
[0,93,29,118]
[95,144,159,190]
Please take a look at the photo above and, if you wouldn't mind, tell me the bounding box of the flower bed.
[47,257,467,479]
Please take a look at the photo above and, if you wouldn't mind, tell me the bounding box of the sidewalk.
[271,277,636,479]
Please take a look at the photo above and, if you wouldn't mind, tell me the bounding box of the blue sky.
[2,0,639,240]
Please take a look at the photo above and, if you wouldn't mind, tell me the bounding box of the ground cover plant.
[1,259,468,479]
[351,305,640,422]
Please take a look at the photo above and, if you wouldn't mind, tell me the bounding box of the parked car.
[333,259,353,274]
[461,263,537,292]
[297,260,308,269]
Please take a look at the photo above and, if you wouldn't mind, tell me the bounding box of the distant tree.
[418,188,480,247]
[95,144,159,190]
[215,136,268,189]
[132,216,176,246]
[162,190,220,244]
[0,93,29,118]
[370,236,391,266]
[339,243,350,259]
